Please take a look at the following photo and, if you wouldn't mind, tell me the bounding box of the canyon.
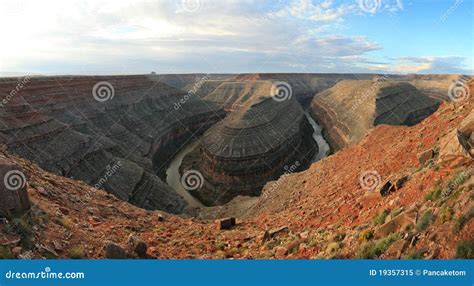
[0,73,472,260]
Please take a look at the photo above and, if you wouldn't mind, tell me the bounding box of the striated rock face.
[0,75,224,213]
[190,95,317,206]
[310,80,440,151]
[0,154,30,213]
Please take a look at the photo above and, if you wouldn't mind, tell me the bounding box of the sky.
[0,0,472,75]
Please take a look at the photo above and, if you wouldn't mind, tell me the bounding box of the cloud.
[1,0,465,75]
[365,56,473,74]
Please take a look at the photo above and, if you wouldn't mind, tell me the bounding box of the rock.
[275,246,288,257]
[0,75,225,214]
[157,214,165,222]
[59,207,70,215]
[0,155,30,213]
[379,181,396,197]
[127,234,148,258]
[217,217,236,230]
[384,239,408,259]
[104,242,128,259]
[375,210,417,238]
[395,176,409,190]
[438,128,472,166]
[18,250,34,260]
[12,247,22,256]
[311,80,439,151]
[418,149,434,165]
[194,92,317,205]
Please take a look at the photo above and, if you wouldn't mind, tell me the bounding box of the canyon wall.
[310,80,440,151]
[0,75,224,213]
[187,95,317,206]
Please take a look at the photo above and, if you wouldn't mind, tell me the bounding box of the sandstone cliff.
[0,75,225,213]
[310,80,440,151]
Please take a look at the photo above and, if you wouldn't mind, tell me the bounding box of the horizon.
[1,0,473,75]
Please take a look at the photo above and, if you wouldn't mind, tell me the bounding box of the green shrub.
[416,210,434,232]
[453,207,474,234]
[424,188,442,202]
[68,245,85,259]
[437,207,453,224]
[390,207,404,218]
[403,249,425,259]
[373,209,390,225]
[455,240,474,259]
[358,230,374,242]
[356,233,400,259]
[0,246,14,259]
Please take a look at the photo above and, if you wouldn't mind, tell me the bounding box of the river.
[305,112,331,161]
[165,113,330,207]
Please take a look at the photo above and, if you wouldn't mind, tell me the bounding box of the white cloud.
[2,0,454,75]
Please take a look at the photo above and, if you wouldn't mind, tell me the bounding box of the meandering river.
[165,112,330,206]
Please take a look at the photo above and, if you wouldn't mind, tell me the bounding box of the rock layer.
[189,95,317,206]
[0,75,224,213]
[310,80,440,151]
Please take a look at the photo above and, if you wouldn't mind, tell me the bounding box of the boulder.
[379,181,396,197]
[384,239,408,259]
[395,176,409,190]
[127,234,148,258]
[375,210,417,238]
[217,217,236,230]
[417,149,434,165]
[104,242,128,259]
[438,129,471,167]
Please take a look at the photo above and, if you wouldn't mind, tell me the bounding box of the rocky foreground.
[0,82,471,259]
